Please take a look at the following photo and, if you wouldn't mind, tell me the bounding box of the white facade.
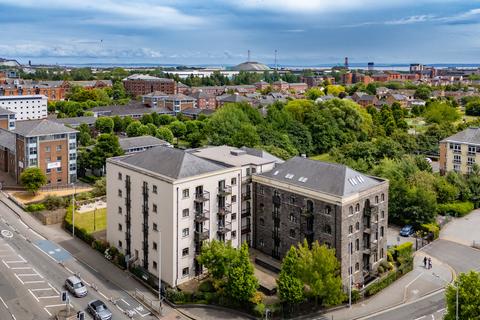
[0,95,48,120]
[106,157,242,287]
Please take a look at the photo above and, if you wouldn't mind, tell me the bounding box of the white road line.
[28,289,40,302]
[11,314,16,320]
[18,220,28,228]
[4,260,26,264]
[11,267,32,270]
[0,296,8,309]
[116,304,125,313]
[45,303,68,308]
[15,273,41,277]
[99,291,109,300]
[121,298,131,306]
[48,283,59,295]
[31,269,43,278]
[32,243,58,263]
[437,308,446,313]
[414,316,427,320]
[28,229,46,240]
[16,255,26,262]
[30,288,54,292]
[64,266,74,274]
[23,280,45,284]
[43,307,52,316]
[13,274,24,285]
[2,260,10,269]
[38,296,59,299]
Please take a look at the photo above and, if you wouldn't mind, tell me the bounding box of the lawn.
[72,208,107,233]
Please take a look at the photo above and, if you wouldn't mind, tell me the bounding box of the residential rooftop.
[441,127,480,145]
[118,136,171,151]
[12,119,78,136]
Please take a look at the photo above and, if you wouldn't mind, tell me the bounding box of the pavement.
[0,192,249,320]
[439,208,480,247]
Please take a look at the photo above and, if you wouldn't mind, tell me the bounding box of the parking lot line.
[11,266,32,270]
[2,260,11,269]
[38,296,59,300]
[48,283,59,294]
[28,289,40,302]
[30,288,53,292]
[14,274,24,284]
[23,280,45,284]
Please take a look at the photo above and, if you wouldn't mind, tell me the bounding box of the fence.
[133,289,162,315]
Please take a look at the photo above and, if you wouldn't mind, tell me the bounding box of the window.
[453,154,461,164]
[246,168,251,176]
[260,218,265,226]
[232,230,237,238]
[118,206,122,214]
[45,146,51,152]
[153,261,158,270]
[290,196,296,204]
[118,172,122,180]
[355,262,359,271]
[182,228,189,237]
[373,253,378,263]
[381,211,385,219]
[468,157,475,166]
[325,206,331,215]
[118,189,122,197]
[153,204,157,213]
[182,267,189,277]
[232,213,237,220]
[232,195,237,203]
[381,248,384,259]
[289,213,297,223]
[182,189,189,198]
[468,145,476,155]
[381,193,385,202]
[57,167,62,173]
[182,248,189,256]
[349,206,353,215]
[29,147,37,155]
[355,239,359,251]
[324,224,332,234]
[118,240,122,248]
[375,196,379,204]
[349,225,353,234]
[289,229,296,238]
[259,186,264,195]
[231,177,237,185]
[380,226,384,238]
[355,203,360,212]
[118,224,122,231]
[153,223,158,231]
[252,167,257,174]
[152,185,157,194]
[259,239,264,247]
[56,156,62,161]
[46,169,51,174]
[454,164,461,172]
[182,209,189,218]
[355,222,360,231]
[56,145,62,151]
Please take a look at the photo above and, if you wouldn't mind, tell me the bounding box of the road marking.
[99,291,109,300]
[15,273,41,277]
[43,308,52,316]
[28,229,46,240]
[2,260,11,269]
[437,308,446,313]
[32,243,58,263]
[23,280,45,284]
[11,267,32,270]
[116,304,125,313]
[31,288,53,292]
[14,274,24,284]
[48,283,59,294]
[414,316,426,320]
[121,298,131,306]
[0,296,8,309]
[1,230,13,238]
[18,220,28,228]
[28,289,40,302]
[64,266,74,274]
[38,296,59,299]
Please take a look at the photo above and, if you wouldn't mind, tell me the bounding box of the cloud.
[385,15,434,25]
[0,0,205,29]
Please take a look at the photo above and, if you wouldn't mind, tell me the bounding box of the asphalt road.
[0,200,155,320]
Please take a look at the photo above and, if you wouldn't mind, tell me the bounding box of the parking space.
[0,239,70,317]
[387,225,415,248]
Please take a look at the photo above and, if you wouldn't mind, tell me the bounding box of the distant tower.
[274,50,278,70]
[344,57,349,69]
[248,50,251,62]
[368,62,374,71]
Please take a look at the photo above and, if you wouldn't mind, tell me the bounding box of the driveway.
[440,209,480,247]
[387,225,415,248]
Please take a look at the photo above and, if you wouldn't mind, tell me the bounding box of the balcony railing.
[301,208,314,217]
[217,185,232,196]
[241,224,251,234]
[241,207,251,218]
[217,222,232,234]
[194,190,210,202]
[242,191,251,201]
[194,208,210,222]
[272,230,281,242]
[217,203,232,216]
[194,229,210,242]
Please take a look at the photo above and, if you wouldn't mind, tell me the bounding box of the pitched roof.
[218,94,249,103]
[190,145,283,167]
[0,129,16,151]
[118,136,170,150]
[258,157,384,197]
[12,119,77,136]
[110,146,227,180]
[53,116,96,127]
[441,127,480,145]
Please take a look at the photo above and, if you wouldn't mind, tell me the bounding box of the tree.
[232,123,260,148]
[169,121,187,146]
[305,87,324,100]
[423,101,460,124]
[224,243,259,303]
[126,121,142,137]
[20,167,47,194]
[445,271,480,320]
[94,117,114,134]
[277,246,305,306]
[156,127,174,144]
[325,85,346,97]
[465,97,480,116]
[414,85,432,100]
[112,115,124,133]
[197,240,238,280]
[89,134,124,172]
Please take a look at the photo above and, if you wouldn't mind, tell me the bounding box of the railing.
[194,191,210,202]
[134,289,162,315]
[218,185,232,195]
[217,222,232,234]
[242,191,251,201]
[241,224,251,234]
[194,229,210,242]
[301,208,313,217]
[194,209,210,222]
[217,203,232,216]
[241,207,251,218]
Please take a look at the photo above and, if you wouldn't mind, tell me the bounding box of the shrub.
[166,288,185,303]
[26,203,45,212]
[351,289,361,303]
[43,195,66,210]
[377,265,385,274]
[390,242,413,265]
[419,223,440,240]
[365,271,397,297]
[387,251,394,263]
[380,259,392,271]
[198,280,215,293]
[92,240,109,253]
[253,303,266,318]
[75,192,93,201]
[437,201,474,217]
[116,253,126,269]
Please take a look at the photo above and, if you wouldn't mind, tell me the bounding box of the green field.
[72,208,107,233]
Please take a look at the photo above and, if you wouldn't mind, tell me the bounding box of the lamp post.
[348,237,352,308]
[432,272,458,320]
[158,230,163,318]
[71,183,76,238]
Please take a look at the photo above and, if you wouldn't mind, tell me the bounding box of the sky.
[1,0,480,66]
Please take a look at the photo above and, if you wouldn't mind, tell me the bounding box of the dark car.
[400,225,414,237]
[87,299,112,320]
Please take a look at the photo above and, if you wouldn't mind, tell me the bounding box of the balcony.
[194,191,210,203]
[363,226,371,233]
[241,207,251,218]
[242,191,251,201]
[217,185,232,196]
[241,224,251,234]
[301,208,313,217]
[217,203,232,216]
[194,229,210,242]
[272,230,281,242]
[194,209,210,222]
[362,246,371,254]
[217,222,232,234]
[303,228,314,236]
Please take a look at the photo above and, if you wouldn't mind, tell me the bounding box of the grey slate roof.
[118,136,170,150]
[111,146,227,180]
[0,129,16,151]
[441,127,480,144]
[258,157,384,197]
[12,119,78,136]
[53,116,97,127]
[218,94,249,103]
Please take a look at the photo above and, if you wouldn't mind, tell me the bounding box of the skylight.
[273,170,279,176]
[285,174,294,179]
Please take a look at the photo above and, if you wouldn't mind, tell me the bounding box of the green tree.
[112,115,124,133]
[325,85,346,97]
[140,114,154,125]
[424,101,460,124]
[277,246,304,306]
[169,121,187,146]
[224,243,259,303]
[414,85,432,100]
[126,121,142,137]
[465,97,480,116]
[305,87,324,100]
[232,123,260,148]
[156,127,174,144]
[89,134,124,172]
[94,117,114,134]
[20,167,47,194]
[197,240,237,280]
[445,271,480,320]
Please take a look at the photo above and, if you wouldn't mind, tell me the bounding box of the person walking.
[428,257,432,270]
[423,256,428,268]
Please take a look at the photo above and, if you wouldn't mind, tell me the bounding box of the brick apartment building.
[123,74,177,97]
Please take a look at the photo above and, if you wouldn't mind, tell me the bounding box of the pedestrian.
[423,256,427,268]
[428,257,432,269]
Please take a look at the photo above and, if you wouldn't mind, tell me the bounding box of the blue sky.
[1,0,480,66]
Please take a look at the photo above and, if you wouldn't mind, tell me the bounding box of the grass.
[72,208,107,233]
[309,153,334,162]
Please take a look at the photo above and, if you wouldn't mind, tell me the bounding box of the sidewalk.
[323,251,454,320]
[0,194,250,320]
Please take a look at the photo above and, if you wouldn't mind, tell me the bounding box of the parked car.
[65,276,88,298]
[87,300,112,320]
[400,225,414,237]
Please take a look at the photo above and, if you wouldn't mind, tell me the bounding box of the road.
[0,199,158,320]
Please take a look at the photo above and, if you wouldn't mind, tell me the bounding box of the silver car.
[65,276,88,298]
[88,299,112,320]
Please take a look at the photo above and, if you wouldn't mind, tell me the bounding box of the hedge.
[437,201,474,217]
[390,242,413,265]
[420,223,440,240]
[26,203,45,212]
[365,260,414,297]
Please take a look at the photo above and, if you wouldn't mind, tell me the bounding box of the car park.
[400,225,414,237]
[87,299,112,320]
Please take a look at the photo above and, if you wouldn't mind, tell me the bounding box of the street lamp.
[432,272,458,320]
[71,183,76,238]
[158,230,163,318]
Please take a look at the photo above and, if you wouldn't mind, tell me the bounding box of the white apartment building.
[190,146,282,246]
[106,146,242,287]
[0,95,48,121]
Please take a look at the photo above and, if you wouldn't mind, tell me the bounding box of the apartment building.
[0,107,15,130]
[0,119,78,185]
[106,147,242,287]
[190,146,282,246]
[439,127,480,175]
[123,74,177,97]
[252,157,389,287]
[0,95,48,120]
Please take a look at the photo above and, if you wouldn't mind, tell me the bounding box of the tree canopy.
[20,167,47,194]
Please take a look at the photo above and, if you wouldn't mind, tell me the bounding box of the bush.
[437,201,474,217]
[390,242,413,265]
[26,203,45,212]
[387,251,394,263]
[116,253,126,269]
[365,271,397,297]
[351,289,361,303]
[166,288,186,303]
[43,195,66,210]
[377,265,385,274]
[420,223,440,240]
[79,175,101,184]
[92,240,109,253]
[198,280,215,293]
[75,192,93,201]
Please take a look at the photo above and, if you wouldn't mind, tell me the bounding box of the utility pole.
[349,241,352,308]
[158,230,163,317]
[72,184,76,238]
